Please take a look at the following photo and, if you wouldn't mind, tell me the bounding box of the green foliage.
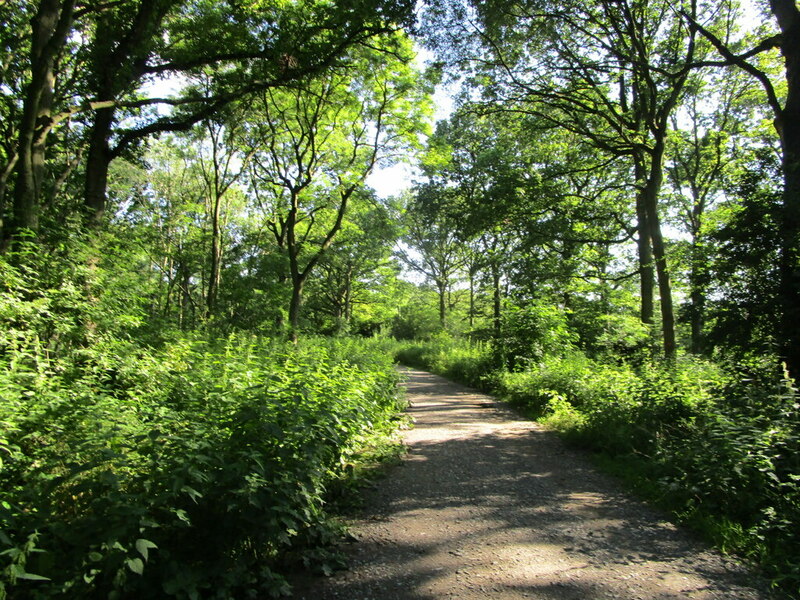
[706,149,783,352]
[0,294,405,600]
[394,333,494,389]
[390,283,444,340]
[498,301,578,369]
[583,312,653,361]
[655,363,800,591]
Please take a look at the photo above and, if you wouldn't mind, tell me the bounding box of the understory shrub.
[498,301,577,369]
[0,332,405,599]
[655,363,800,592]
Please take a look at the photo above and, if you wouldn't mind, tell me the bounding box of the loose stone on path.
[291,369,772,599]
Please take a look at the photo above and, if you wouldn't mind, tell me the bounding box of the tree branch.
[681,10,783,122]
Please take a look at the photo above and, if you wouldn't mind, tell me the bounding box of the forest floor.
[289,368,775,600]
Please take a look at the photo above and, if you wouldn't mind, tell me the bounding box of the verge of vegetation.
[0,257,408,600]
[395,336,800,598]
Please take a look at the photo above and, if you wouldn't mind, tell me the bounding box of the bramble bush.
[0,259,406,600]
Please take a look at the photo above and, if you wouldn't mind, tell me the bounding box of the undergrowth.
[0,328,407,599]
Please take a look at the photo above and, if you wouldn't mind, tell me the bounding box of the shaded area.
[291,369,771,599]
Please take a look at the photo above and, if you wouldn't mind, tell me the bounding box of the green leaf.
[181,485,202,502]
[135,538,157,562]
[10,564,50,581]
[126,557,144,575]
[173,508,191,524]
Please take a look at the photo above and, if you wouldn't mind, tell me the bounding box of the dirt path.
[291,369,773,599]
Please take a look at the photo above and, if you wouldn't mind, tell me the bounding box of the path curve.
[292,369,772,599]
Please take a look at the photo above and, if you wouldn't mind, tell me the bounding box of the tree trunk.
[492,262,502,339]
[206,190,222,317]
[778,91,800,377]
[83,1,176,226]
[772,0,800,377]
[288,274,305,343]
[8,0,75,245]
[287,190,302,341]
[84,106,114,225]
[180,264,191,329]
[344,277,352,323]
[437,279,447,328]
[468,269,475,329]
[689,240,707,354]
[644,142,677,360]
[635,156,655,325]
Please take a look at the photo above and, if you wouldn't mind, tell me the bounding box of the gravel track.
[291,368,773,599]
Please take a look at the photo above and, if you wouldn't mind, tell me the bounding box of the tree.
[416,107,636,344]
[108,136,210,328]
[665,65,761,353]
[7,0,77,239]
[682,0,800,374]
[1,0,416,246]
[398,188,469,329]
[304,197,401,333]
[705,148,783,352]
[422,0,737,359]
[246,36,431,339]
[190,99,256,317]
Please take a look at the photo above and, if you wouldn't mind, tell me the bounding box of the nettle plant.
[0,323,404,599]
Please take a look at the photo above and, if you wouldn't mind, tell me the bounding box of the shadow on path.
[290,369,771,600]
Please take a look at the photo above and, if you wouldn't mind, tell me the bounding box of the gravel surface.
[291,368,774,599]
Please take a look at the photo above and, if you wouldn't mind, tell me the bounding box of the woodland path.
[291,368,773,600]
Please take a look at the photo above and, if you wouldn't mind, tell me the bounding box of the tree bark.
[288,274,305,343]
[206,193,222,317]
[643,141,677,360]
[689,251,706,354]
[82,1,172,226]
[468,269,476,329]
[772,0,800,376]
[635,156,655,325]
[84,105,114,225]
[491,261,502,339]
[8,0,75,244]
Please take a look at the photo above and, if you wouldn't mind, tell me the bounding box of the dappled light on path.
[292,369,769,600]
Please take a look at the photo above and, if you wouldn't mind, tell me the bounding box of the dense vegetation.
[1,298,405,598]
[2,0,799,598]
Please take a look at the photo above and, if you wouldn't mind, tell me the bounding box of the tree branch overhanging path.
[291,369,770,600]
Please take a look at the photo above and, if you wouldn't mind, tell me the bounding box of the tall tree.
[191,99,256,317]
[8,0,76,239]
[305,197,401,333]
[665,65,759,353]
[683,0,800,374]
[246,36,431,339]
[418,108,635,342]
[422,0,735,358]
[398,190,469,329]
[2,0,416,245]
